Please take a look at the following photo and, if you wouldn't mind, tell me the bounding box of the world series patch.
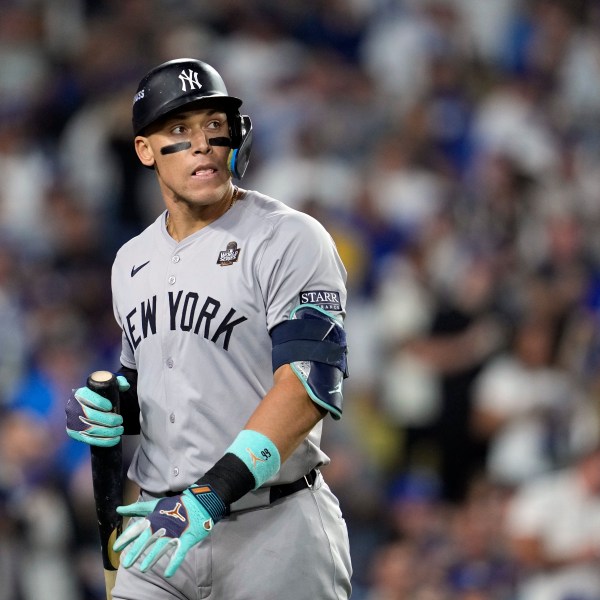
[217,241,241,266]
[299,290,342,311]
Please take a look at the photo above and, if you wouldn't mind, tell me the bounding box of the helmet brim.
[134,93,242,136]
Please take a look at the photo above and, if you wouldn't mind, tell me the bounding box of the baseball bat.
[88,370,123,600]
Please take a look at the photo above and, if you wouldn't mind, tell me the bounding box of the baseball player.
[65,58,352,599]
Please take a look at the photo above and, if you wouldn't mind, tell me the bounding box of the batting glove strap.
[187,483,228,522]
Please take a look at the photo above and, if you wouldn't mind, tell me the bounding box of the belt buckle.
[304,469,317,490]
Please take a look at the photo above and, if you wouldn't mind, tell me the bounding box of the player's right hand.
[65,375,129,447]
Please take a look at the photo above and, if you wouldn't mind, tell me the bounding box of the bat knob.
[86,371,119,411]
[89,370,116,385]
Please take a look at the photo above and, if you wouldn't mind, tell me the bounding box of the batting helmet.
[132,58,253,179]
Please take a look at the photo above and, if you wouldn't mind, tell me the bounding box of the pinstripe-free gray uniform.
[110,189,352,599]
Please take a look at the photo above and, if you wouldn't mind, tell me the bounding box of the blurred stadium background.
[3,1,600,598]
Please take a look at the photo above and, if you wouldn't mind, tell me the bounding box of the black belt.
[269,469,317,504]
[150,469,318,504]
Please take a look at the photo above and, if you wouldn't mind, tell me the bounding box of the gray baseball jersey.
[111,189,347,495]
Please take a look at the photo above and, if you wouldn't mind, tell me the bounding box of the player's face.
[135,107,233,211]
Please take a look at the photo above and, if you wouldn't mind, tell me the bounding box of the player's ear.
[135,136,155,168]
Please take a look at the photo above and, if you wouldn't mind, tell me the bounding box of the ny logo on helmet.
[179,69,203,92]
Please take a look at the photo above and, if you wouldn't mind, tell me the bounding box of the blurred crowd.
[3,0,600,598]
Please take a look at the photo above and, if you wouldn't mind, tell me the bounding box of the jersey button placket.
[168,252,180,285]
[166,252,181,486]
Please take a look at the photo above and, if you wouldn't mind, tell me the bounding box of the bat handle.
[87,370,123,595]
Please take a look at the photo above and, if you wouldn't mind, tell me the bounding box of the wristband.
[226,430,281,489]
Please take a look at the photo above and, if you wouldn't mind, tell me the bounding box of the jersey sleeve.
[111,257,136,369]
[257,210,347,331]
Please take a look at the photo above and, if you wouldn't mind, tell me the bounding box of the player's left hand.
[113,488,220,578]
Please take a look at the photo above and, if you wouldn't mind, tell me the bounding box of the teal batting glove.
[113,484,227,578]
[65,375,129,447]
